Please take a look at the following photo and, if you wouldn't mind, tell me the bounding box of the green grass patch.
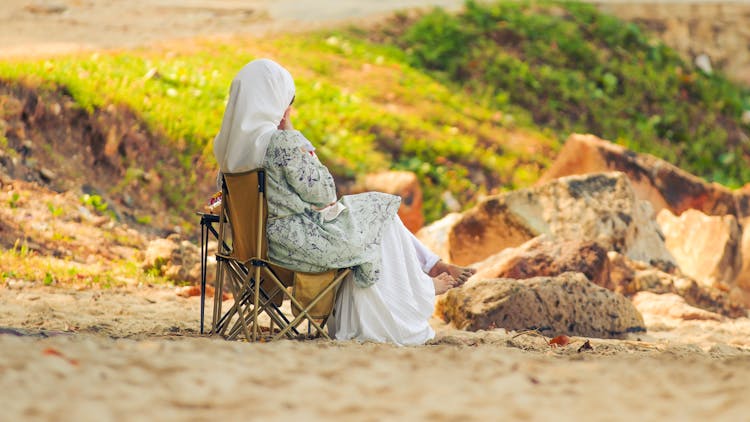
[385,0,750,186]
[0,244,169,288]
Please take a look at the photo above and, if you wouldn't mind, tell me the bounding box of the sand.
[3,1,750,420]
[2,283,750,421]
[0,0,465,58]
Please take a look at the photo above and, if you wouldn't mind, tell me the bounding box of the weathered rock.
[470,235,611,288]
[415,212,462,262]
[447,172,673,267]
[437,272,645,339]
[39,167,56,182]
[735,183,750,305]
[142,236,210,284]
[657,209,742,289]
[733,215,750,294]
[607,251,747,318]
[538,134,739,217]
[363,171,424,232]
[632,292,723,322]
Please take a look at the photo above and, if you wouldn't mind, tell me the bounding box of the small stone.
[49,102,62,116]
[39,167,56,182]
[694,54,713,74]
[441,190,461,213]
[25,3,68,14]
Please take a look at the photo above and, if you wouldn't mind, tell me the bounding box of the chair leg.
[252,265,262,341]
[225,270,253,341]
[211,259,226,335]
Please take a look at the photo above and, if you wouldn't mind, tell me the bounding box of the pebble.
[39,167,56,182]
[24,3,68,14]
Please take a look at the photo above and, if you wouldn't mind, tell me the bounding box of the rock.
[632,291,723,321]
[694,53,713,74]
[21,140,34,157]
[436,272,645,339]
[733,217,750,289]
[447,172,674,267]
[415,212,462,262]
[657,209,742,289]
[538,134,738,217]
[143,238,177,268]
[142,237,203,284]
[363,171,424,232]
[441,191,461,213]
[470,235,611,288]
[176,284,227,300]
[25,3,68,14]
[39,167,56,182]
[607,251,747,318]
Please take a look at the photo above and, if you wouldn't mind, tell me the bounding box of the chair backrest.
[222,169,267,262]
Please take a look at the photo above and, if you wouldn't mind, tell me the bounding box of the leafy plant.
[391,0,750,186]
[8,192,20,209]
[47,202,64,217]
[80,194,110,215]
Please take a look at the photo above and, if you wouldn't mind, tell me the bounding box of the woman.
[213,58,474,346]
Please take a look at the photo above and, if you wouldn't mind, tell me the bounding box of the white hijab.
[213,58,296,174]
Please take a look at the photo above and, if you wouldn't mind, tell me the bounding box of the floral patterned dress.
[263,130,401,288]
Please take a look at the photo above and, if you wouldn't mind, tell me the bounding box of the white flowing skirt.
[329,216,436,346]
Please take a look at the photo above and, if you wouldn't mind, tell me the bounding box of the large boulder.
[362,171,424,232]
[436,272,645,339]
[470,235,611,288]
[447,172,674,267]
[415,212,462,262]
[656,209,742,289]
[538,133,739,217]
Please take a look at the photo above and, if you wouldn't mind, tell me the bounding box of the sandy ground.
[2,0,733,58]
[2,282,750,421]
[0,0,465,58]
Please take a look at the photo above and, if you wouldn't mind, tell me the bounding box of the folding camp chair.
[208,168,351,342]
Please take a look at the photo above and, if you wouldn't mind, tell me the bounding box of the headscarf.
[213,58,296,174]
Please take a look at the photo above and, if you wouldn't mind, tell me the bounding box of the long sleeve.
[267,131,337,208]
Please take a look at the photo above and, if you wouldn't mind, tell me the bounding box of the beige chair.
[210,169,351,341]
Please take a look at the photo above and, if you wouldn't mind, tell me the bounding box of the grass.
[0,242,170,288]
[384,0,750,186]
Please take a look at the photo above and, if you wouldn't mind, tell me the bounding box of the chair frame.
[205,168,351,342]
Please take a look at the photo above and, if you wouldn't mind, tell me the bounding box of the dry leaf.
[176,285,229,300]
[43,347,63,357]
[549,335,570,348]
[43,347,79,366]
